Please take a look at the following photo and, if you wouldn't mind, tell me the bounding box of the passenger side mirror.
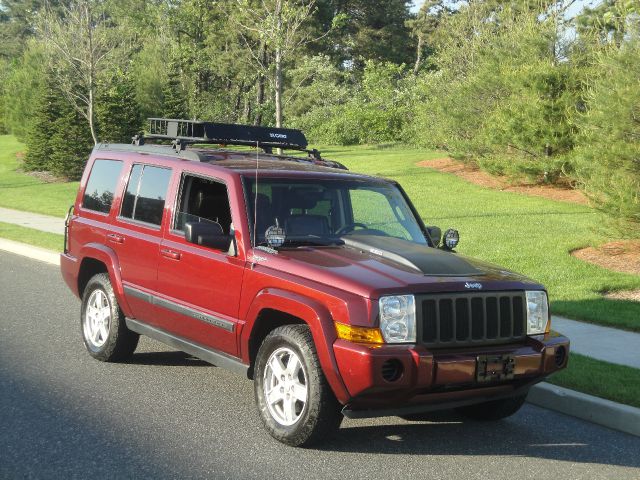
[426,226,442,247]
[184,221,232,251]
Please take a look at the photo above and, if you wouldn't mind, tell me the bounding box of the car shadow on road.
[125,350,211,367]
[317,408,640,469]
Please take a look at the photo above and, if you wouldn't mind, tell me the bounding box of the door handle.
[160,249,182,260]
[106,233,125,244]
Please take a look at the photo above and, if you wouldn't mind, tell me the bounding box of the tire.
[254,324,342,447]
[80,273,139,362]
[455,393,528,421]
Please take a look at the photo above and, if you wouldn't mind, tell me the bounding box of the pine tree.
[96,69,142,143]
[24,72,62,172]
[162,60,189,119]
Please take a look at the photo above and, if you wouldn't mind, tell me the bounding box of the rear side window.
[82,159,123,213]
[120,164,171,226]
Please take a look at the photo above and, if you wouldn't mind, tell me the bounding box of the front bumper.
[333,331,569,417]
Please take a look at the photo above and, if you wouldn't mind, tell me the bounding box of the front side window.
[173,174,232,234]
[120,164,171,226]
[243,177,427,247]
[82,159,123,213]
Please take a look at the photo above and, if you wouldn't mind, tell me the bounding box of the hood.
[253,235,541,298]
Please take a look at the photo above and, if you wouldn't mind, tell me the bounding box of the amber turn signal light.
[335,322,384,344]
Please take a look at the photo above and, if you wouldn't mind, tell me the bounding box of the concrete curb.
[0,238,60,266]
[528,382,640,437]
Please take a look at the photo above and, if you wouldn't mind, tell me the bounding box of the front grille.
[418,292,526,348]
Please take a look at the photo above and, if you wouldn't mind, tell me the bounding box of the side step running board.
[125,318,249,376]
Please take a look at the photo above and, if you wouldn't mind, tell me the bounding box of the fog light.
[381,359,403,382]
[555,346,567,367]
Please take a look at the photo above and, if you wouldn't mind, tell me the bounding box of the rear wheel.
[81,273,139,362]
[254,325,342,447]
[455,394,528,421]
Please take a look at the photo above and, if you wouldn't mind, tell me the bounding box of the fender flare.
[78,243,133,318]
[242,288,351,404]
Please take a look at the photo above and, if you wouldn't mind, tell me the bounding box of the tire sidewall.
[254,330,319,443]
[80,274,122,360]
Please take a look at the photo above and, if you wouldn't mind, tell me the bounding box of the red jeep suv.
[61,119,569,446]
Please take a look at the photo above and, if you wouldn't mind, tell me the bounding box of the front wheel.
[455,393,528,421]
[254,325,342,447]
[80,273,139,362]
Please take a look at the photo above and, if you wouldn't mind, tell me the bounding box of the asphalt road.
[1,251,639,480]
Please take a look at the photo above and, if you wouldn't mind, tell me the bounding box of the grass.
[548,353,640,409]
[0,135,79,217]
[0,135,638,331]
[319,144,640,332]
[0,221,64,251]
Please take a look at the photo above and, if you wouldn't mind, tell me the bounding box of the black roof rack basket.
[138,118,309,152]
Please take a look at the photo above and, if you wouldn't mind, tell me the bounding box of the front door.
[155,173,245,357]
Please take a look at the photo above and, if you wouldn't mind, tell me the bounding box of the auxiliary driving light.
[443,229,460,250]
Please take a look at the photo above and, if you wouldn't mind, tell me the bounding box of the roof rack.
[134,118,315,155]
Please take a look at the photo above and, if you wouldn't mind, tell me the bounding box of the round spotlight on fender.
[443,229,459,250]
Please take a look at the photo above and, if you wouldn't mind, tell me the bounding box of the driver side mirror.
[185,221,232,251]
[426,226,442,247]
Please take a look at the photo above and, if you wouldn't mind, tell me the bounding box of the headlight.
[379,295,416,343]
[526,290,549,335]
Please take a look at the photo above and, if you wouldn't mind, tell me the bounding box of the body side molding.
[123,285,235,332]
[125,318,248,375]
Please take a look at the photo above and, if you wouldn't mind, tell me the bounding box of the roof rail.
[134,118,315,154]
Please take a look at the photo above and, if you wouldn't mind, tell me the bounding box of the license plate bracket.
[476,354,515,383]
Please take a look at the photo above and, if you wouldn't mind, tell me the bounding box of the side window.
[120,164,171,226]
[82,159,123,213]
[174,174,232,234]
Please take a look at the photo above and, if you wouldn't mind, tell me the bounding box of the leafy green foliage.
[24,71,93,179]
[573,40,640,227]
[96,69,142,143]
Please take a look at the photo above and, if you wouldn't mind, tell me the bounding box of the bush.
[409,4,580,183]
[297,60,412,145]
[573,40,640,228]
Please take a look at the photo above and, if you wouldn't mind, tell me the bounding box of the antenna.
[253,140,259,248]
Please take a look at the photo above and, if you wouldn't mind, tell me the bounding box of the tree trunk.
[254,44,267,126]
[86,5,97,145]
[274,0,284,129]
[413,35,423,75]
[275,46,283,128]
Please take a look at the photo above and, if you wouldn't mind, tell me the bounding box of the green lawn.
[0,135,78,217]
[320,144,640,332]
[0,221,64,251]
[0,136,639,331]
[548,353,640,409]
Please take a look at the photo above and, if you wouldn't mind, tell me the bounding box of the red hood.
[251,241,542,299]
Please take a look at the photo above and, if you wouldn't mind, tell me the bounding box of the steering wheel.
[336,222,368,235]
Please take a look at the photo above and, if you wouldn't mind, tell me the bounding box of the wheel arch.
[242,289,350,404]
[77,243,133,317]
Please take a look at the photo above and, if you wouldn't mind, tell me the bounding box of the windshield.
[243,177,427,247]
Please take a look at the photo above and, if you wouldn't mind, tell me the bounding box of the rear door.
[154,171,245,356]
[110,162,172,321]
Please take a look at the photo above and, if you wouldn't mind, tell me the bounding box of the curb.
[528,382,640,437]
[0,238,60,266]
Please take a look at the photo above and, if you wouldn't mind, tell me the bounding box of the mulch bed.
[417,157,589,205]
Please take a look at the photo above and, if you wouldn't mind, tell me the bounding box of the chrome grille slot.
[418,292,527,348]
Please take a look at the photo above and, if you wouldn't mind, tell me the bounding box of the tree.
[96,68,141,143]
[573,38,640,228]
[235,0,327,127]
[24,68,93,178]
[37,0,125,144]
[405,0,451,74]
